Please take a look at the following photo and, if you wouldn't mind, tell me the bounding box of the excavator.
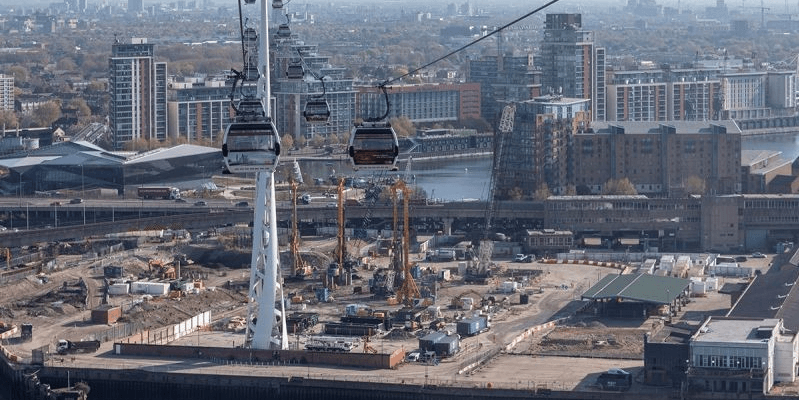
[147,259,176,280]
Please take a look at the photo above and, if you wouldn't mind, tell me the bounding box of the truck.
[137,186,181,200]
[304,336,355,352]
[56,339,101,355]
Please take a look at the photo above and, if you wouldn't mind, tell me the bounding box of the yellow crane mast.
[391,180,420,306]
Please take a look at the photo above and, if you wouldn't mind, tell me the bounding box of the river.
[297,132,799,202]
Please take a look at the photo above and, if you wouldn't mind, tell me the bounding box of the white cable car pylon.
[225,0,287,350]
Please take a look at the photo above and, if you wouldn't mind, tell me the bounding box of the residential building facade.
[0,74,13,112]
[356,83,481,124]
[109,38,167,149]
[574,121,741,196]
[166,76,231,144]
[537,13,606,121]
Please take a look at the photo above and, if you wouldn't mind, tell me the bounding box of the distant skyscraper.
[0,74,13,112]
[538,14,606,121]
[109,38,167,149]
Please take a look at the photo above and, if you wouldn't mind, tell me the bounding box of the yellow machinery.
[390,180,420,306]
[290,180,311,278]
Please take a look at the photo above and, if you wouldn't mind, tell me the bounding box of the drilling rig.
[390,179,420,306]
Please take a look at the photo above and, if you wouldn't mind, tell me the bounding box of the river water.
[299,132,799,202]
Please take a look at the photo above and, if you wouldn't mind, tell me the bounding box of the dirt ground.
[0,228,769,393]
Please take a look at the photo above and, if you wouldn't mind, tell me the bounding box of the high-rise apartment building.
[721,71,796,119]
[0,74,13,112]
[270,28,355,142]
[538,14,606,121]
[166,76,231,144]
[467,54,540,125]
[109,38,167,149]
[494,96,591,199]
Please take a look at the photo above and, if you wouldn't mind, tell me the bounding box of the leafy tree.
[310,134,324,148]
[293,135,306,149]
[66,98,91,120]
[601,178,637,195]
[534,182,552,200]
[281,133,294,150]
[32,101,62,127]
[0,111,19,129]
[7,66,27,82]
[685,175,706,195]
[390,116,415,138]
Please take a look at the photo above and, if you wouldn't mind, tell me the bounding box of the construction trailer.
[456,315,490,337]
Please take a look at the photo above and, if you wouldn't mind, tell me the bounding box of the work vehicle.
[56,339,101,355]
[137,186,181,200]
[304,336,354,352]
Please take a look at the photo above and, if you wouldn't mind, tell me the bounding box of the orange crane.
[391,179,420,306]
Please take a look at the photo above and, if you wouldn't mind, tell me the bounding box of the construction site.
[0,159,782,400]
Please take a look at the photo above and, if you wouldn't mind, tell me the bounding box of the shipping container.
[419,331,446,352]
[91,305,122,324]
[456,316,489,337]
[108,283,130,295]
[433,334,460,357]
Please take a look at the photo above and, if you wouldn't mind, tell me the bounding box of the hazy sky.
[2,0,796,13]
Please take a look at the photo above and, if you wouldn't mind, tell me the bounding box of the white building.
[689,317,798,394]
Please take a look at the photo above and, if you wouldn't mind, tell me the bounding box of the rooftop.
[693,317,779,344]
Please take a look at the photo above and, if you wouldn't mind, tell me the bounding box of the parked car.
[751,252,766,258]
[194,201,208,207]
[235,201,249,207]
[405,350,420,362]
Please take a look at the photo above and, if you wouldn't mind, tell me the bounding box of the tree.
[601,178,637,195]
[390,116,415,138]
[685,175,706,195]
[281,133,294,150]
[32,101,61,127]
[296,135,307,149]
[534,182,552,200]
[66,98,91,120]
[310,134,324,148]
[0,111,18,129]
[508,186,524,201]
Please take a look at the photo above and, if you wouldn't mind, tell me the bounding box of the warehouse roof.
[582,273,690,305]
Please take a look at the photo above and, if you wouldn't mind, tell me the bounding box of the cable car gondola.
[348,84,399,170]
[277,23,291,38]
[347,121,399,171]
[303,74,331,123]
[242,27,260,81]
[303,99,331,123]
[286,62,303,79]
[222,100,281,174]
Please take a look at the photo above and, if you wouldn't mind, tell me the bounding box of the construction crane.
[470,104,515,282]
[289,179,311,278]
[390,179,420,306]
